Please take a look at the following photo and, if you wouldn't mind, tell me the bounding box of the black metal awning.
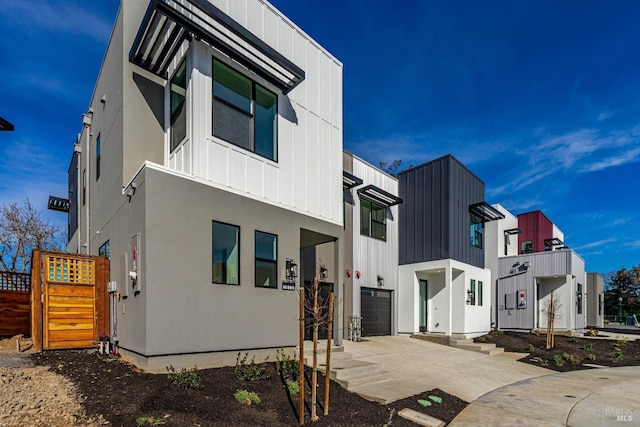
[357,185,402,207]
[469,202,505,222]
[130,0,305,93]
[343,171,363,189]
[504,228,521,235]
[0,117,14,131]
[545,237,564,247]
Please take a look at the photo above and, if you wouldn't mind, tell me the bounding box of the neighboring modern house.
[342,151,402,337]
[68,0,344,370]
[587,272,605,328]
[397,155,504,338]
[490,209,587,332]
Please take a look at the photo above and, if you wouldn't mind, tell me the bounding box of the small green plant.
[553,354,564,367]
[611,346,624,361]
[531,357,548,367]
[276,349,299,381]
[568,355,580,365]
[587,353,597,361]
[569,336,580,343]
[428,395,443,404]
[285,379,300,396]
[616,338,629,347]
[166,365,204,390]
[561,352,571,360]
[583,343,593,351]
[526,344,535,352]
[417,399,432,407]
[136,417,165,426]
[235,352,270,381]
[235,389,261,405]
[532,329,541,336]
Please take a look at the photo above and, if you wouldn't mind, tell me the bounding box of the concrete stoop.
[302,347,393,395]
[411,334,505,356]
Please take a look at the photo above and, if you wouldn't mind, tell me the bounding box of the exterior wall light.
[377,275,384,287]
[346,270,352,278]
[320,266,328,281]
[285,259,298,281]
[356,271,361,279]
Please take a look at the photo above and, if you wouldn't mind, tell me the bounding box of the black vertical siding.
[399,155,485,268]
[67,151,79,243]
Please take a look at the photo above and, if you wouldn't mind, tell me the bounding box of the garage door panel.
[361,288,392,337]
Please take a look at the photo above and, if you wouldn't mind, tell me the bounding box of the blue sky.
[1,0,639,274]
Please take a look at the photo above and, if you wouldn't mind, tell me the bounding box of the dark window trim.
[254,230,277,289]
[96,134,101,181]
[360,198,387,242]
[82,169,86,206]
[212,220,240,286]
[470,212,483,249]
[212,58,278,163]
[170,59,188,153]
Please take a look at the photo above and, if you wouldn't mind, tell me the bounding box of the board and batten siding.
[167,0,343,226]
[399,155,485,268]
[351,158,399,319]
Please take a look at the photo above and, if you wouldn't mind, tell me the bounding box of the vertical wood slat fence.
[0,272,31,337]
[31,250,109,352]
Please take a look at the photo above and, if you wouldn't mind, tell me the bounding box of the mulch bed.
[476,331,640,371]
[33,351,468,426]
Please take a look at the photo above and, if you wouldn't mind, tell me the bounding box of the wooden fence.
[0,272,31,337]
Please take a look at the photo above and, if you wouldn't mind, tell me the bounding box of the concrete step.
[304,351,352,366]
[336,369,394,388]
[410,333,505,356]
[328,359,381,380]
[450,338,475,346]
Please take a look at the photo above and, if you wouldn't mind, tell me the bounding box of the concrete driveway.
[341,335,552,403]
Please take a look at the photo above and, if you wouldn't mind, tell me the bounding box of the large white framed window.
[212,221,240,285]
[212,59,278,162]
[255,231,277,288]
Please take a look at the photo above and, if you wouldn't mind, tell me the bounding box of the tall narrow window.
[470,213,483,249]
[82,169,86,206]
[577,283,583,314]
[99,240,110,258]
[470,279,476,305]
[212,221,240,285]
[96,134,101,180]
[360,199,387,241]
[170,60,187,152]
[478,281,483,306]
[255,231,277,288]
[213,59,278,161]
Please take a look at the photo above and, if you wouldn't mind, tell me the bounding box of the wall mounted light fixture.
[320,266,328,281]
[377,275,384,287]
[285,259,298,281]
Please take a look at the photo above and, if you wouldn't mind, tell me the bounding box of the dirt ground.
[0,335,467,426]
[476,330,640,371]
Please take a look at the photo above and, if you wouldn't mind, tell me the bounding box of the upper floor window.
[212,59,278,162]
[470,213,483,249]
[255,231,277,289]
[96,134,101,180]
[521,240,532,254]
[170,60,187,152]
[212,221,240,285]
[99,240,110,258]
[361,199,386,241]
[82,169,86,206]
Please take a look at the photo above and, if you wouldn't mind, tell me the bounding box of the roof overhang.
[130,0,305,93]
[504,228,521,235]
[357,185,403,207]
[469,202,505,222]
[545,237,564,247]
[343,171,363,189]
[0,117,14,131]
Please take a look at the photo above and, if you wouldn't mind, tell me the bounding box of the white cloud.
[572,237,618,251]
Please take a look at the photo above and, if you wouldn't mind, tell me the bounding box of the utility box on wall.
[517,290,527,309]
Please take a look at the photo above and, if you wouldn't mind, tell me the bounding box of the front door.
[419,280,428,332]
[304,281,334,340]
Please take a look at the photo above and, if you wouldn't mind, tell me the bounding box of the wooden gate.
[31,250,109,351]
[0,272,31,337]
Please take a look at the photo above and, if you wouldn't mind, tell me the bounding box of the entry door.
[304,281,334,340]
[419,280,428,332]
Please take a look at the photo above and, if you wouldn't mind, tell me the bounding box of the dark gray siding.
[67,151,79,242]
[399,155,485,268]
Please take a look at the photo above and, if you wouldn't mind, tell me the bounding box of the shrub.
[235,389,260,405]
[136,417,165,426]
[553,354,564,367]
[568,355,580,365]
[531,357,548,367]
[611,346,624,361]
[561,352,571,360]
[526,344,535,352]
[235,352,270,381]
[569,336,580,343]
[616,338,629,347]
[285,379,300,396]
[587,353,597,361]
[166,365,204,390]
[584,343,593,351]
[276,349,299,381]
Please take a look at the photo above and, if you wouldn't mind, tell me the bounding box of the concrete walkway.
[341,336,552,403]
[450,365,640,426]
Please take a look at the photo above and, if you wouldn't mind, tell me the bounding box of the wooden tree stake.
[311,277,319,421]
[323,292,335,416]
[299,288,305,426]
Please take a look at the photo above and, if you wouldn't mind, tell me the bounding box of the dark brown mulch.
[32,351,468,426]
[476,331,640,372]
